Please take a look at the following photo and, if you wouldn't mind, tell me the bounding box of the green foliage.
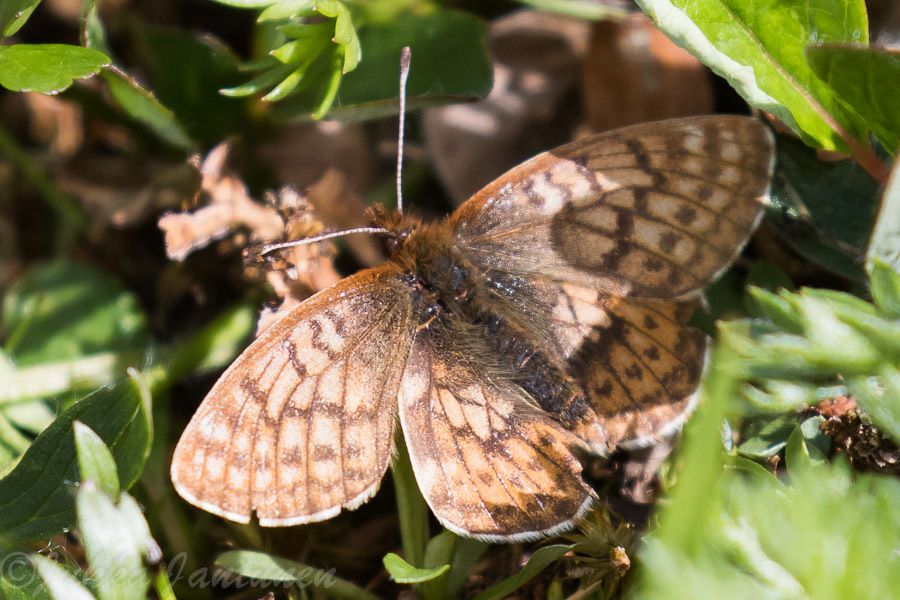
[0,45,109,94]
[868,160,900,272]
[218,2,491,120]
[634,459,900,600]
[635,0,869,152]
[472,545,574,600]
[3,260,149,367]
[726,265,900,440]
[0,1,897,598]
[768,134,880,280]
[0,0,41,36]
[0,373,152,543]
[807,45,900,155]
[383,553,449,584]
[215,550,379,599]
[30,432,163,600]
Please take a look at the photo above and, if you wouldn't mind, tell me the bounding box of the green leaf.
[444,537,488,599]
[635,460,900,600]
[737,414,796,458]
[784,416,829,473]
[0,549,52,599]
[216,550,379,600]
[0,0,41,36]
[272,10,491,121]
[76,483,149,600]
[31,554,95,600]
[80,0,111,56]
[131,25,246,144]
[383,553,449,584]
[807,44,900,154]
[868,260,900,320]
[392,435,428,569]
[73,422,120,499]
[768,134,880,280]
[473,544,574,600]
[3,260,150,367]
[0,374,152,542]
[848,370,900,443]
[635,0,868,151]
[0,44,110,94]
[867,161,900,275]
[420,531,454,600]
[166,302,256,383]
[100,68,194,151]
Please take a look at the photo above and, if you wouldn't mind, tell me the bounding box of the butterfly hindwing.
[171,267,415,526]
[568,295,707,452]
[398,320,595,542]
[452,116,774,299]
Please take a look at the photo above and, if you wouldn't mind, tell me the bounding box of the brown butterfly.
[171,112,774,542]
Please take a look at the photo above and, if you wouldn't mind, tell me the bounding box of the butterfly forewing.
[171,266,415,525]
[452,116,774,299]
[398,321,595,542]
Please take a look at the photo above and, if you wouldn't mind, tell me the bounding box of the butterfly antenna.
[258,226,388,256]
[396,46,411,215]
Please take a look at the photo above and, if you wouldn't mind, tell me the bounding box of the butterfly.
[171,115,774,542]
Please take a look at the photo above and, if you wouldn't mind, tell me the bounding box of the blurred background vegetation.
[0,0,898,598]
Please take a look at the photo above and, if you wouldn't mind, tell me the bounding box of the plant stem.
[392,434,428,567]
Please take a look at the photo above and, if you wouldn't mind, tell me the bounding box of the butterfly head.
[365,203,424,256]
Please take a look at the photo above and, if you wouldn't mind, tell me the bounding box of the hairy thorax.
[370,206,591,426]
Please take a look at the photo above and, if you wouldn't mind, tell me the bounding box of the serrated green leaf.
[272,10,491,121]
[31,554,95,600]
[0,374,152,542]
[73,422,120,500]
[0,0,41,36]
[867,160,900,274]
[76,483,149,600]
[383,552,449,584]
[3,260,150,367]
[472,544,574,600]
[636,0,868,151]
[807,44,900,154]
[0,44,109,94]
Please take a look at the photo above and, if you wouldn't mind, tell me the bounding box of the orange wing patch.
[398,323,595,542]
[453,116,774,299]
[171,267,414,526]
